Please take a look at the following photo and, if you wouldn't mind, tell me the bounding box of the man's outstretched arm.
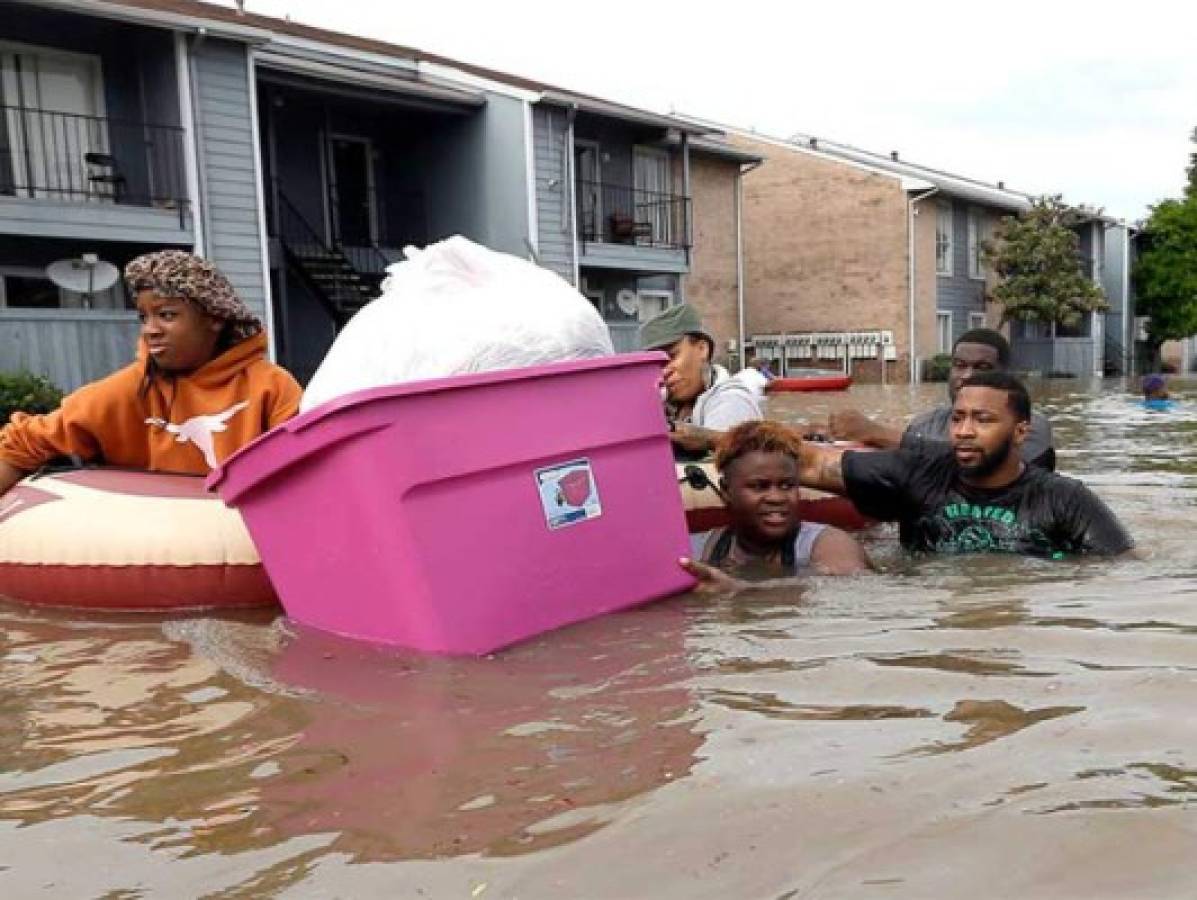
[797,443,849,494]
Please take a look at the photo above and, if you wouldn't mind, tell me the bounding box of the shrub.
[923,354,952,382]
[0,371,64,424]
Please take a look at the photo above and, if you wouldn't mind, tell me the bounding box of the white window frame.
[968,311,986,330]
[636,288,675,323]
[936,310,953,353]
[967,207,987,280]
[935,203,954,276]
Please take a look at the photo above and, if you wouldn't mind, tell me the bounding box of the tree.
[982,195,1107,330]
[1133,196,1197,353]
[1132,126,1197,361]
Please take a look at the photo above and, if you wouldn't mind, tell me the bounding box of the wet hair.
[714,420,805,475]
[954,328,1011,368]
[958,371,1031,422]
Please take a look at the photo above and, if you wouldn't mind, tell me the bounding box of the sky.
[219,0,1197,222]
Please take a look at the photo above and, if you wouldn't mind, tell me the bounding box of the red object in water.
[767,372,852,392]
[558,469,593,507]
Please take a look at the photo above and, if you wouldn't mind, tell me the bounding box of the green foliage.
[982,195,1108,328]
[923,353,952,382]
[0,371,63,424]
[1134,195,1197,345]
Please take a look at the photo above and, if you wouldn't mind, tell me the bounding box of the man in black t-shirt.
[798,372,1132,557]
[826,329,1057,471]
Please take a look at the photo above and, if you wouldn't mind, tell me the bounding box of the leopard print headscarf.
[124,250,262,344]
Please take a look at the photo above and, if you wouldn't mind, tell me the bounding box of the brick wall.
[732,135,919,382]
[685,153,742,366]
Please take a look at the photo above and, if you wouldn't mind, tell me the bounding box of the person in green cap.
[639,304,762,456]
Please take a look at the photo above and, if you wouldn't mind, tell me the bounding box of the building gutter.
[736,159,763,371]
[907,187,939,383]
[20,0,272,42]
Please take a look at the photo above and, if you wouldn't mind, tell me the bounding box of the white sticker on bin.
[534,458,602,530]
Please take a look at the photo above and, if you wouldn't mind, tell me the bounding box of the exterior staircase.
[275,192,385,328]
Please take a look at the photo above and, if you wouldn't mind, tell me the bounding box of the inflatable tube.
[767,372,852,393]
[0,470,276,611]
[677,462,873,533]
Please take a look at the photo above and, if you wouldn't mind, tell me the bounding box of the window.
[0,42,108,201]
[968,312,986,330]
[636,289,674,323]
[967,208,987,279]
[574,140,601,241]
[935,203,954,275]
[0,267,128,310]
[633,146,673,245]
[936,311,953,353]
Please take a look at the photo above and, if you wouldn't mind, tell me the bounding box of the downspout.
[184,30,212,256]
[174,30,204,254]
[565,104,580,288]
[1124,227,1133,375]
[735,159,762,371]
[680,131,690,302]
[907,187,939,383]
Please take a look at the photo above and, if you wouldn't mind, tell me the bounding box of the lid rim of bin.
[206,351,668,495]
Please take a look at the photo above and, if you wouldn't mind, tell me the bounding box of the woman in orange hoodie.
[0,250,301,497]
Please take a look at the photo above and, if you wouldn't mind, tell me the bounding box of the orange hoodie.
[0,332,300,475]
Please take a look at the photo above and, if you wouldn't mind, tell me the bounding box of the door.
[633,147,672,245]
[574,141,600,241]
[0,43,107,201]
[329,135,376,246]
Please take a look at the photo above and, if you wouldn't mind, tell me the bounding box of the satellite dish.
[616,288,639,317]
[46,254,120,307]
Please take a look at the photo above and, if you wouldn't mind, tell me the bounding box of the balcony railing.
[575,179,690,252]
[0,105,187,219]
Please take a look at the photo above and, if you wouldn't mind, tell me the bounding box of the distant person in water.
[680,420,871,593]
[826,328,1057,470]
[736,352,778,399]
[640,304,761,458]
[795,372,1133,558]
[1142,374,1175,410]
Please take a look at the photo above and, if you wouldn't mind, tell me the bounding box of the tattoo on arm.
[817,453,846,493]
[801,446,847,493]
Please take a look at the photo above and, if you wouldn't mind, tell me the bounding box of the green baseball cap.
[639,304,715,353]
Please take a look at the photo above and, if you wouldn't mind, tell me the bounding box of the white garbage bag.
[301,237,614,412]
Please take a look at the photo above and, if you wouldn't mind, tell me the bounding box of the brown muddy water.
[2,378,1196,899]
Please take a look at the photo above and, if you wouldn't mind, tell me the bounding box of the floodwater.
[3,378,1197,899]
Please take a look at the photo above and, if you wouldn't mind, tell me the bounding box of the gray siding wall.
[1010,337,1095,378]
[533,105,575,282]
[191,39,268,326]
[0,310,137,392]
[935,198,988,342]
[422,92,530,257]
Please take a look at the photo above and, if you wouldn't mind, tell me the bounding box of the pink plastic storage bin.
[207,353,694,655]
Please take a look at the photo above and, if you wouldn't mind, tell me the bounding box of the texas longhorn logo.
[145,401,249,469]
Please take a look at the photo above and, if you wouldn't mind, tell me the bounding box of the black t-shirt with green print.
[842,447,1132,557]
